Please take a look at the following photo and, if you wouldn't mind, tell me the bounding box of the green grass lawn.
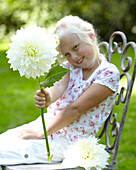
[0,43,39,133]
[0,42,136,169]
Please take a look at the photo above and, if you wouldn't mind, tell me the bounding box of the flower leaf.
[40,60,70,88]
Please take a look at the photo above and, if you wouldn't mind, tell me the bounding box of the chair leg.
[105,160,116,170]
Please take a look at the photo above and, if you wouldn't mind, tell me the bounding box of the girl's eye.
[73,45,78,50]
[65,53,70,57]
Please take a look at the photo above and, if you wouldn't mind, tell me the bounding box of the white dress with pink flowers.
[0,56,120,165]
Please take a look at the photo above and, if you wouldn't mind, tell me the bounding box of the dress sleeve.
[93,66,120,92]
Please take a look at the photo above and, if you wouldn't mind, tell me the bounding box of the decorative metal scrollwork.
[109,31,127,55]
[116,72,131,105]
[98,109,120,154]
[105,112,120,154]
[98,31,136,159]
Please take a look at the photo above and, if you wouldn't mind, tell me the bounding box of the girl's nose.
[71,52,78,60]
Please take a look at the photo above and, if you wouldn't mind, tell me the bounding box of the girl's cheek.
[66,57,72,63]
[77,47,85,55]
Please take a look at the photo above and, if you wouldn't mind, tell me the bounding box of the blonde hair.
[55,15,101,66]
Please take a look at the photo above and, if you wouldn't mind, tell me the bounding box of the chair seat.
[2,163,84,170]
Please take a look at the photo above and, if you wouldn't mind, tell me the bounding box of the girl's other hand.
[34,88,51,109]
[19,129,44,139]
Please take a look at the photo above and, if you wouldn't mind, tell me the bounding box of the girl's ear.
[89,33,95,41]
[88,29,95,41]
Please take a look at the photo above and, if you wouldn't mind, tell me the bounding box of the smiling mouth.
[77,57,84,64]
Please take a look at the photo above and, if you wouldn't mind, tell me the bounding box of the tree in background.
[0,0,136,42]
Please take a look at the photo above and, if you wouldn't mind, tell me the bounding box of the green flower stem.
[39,78,52,162]
[40,108,52,162]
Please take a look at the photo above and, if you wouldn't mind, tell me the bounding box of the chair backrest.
[98,31,136,169]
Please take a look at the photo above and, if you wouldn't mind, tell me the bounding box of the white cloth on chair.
[0,116,70,165]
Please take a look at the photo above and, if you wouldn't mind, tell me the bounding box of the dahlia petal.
[62,136,110,170]
[6,25,59,79]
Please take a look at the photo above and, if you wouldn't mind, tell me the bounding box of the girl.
[0,15,120,165]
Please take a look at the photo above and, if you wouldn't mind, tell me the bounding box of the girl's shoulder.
[93,54,120,92]
[99,54,120,75]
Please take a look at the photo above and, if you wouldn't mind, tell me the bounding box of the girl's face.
[60,31,95,69]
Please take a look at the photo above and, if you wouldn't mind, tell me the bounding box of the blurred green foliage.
[0,0,136,42]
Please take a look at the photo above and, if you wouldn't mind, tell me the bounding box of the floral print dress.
[0,55,120,165]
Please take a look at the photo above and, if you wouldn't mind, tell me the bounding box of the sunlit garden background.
[0,0,136,169]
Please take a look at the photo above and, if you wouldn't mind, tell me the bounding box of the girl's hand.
[34,88,51,109]
[19,129,44,139]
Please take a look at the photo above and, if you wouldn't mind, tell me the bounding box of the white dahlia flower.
[6,25,59,79]
[62,136,110,170]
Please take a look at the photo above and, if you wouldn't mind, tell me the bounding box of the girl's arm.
[46,72,70,103]
[19,83,113,139]
[19,73,70,139]
[35,72,70,109]
[46,83,113,136]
